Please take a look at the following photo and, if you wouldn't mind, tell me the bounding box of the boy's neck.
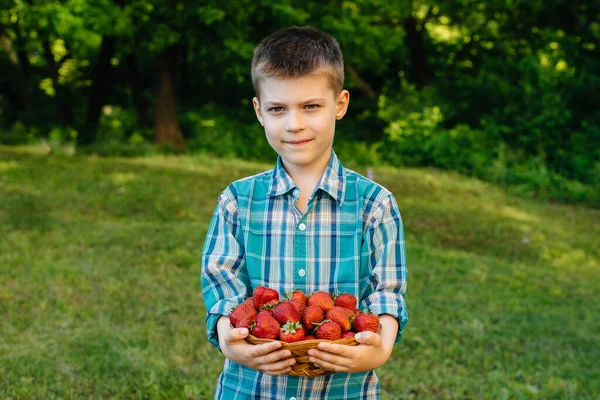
[281,149,332,196]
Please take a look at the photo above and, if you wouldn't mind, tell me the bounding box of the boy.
[201,26,408,399]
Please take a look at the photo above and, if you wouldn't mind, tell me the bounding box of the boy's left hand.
[307,314,398,373]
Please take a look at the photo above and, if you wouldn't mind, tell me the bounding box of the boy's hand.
[306,314,398,373]
[217,316,296,376]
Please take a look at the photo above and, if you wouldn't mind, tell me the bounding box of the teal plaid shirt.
[201,150,408,399]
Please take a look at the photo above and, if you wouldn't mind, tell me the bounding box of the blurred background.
[1,1,599,399]
[1,0,598,204]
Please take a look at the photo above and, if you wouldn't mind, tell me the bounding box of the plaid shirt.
[201,150,408,399]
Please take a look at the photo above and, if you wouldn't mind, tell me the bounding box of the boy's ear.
[252,97,264,126]
[335,90,350,120]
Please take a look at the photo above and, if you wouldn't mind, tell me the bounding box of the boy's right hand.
[217,316,296,376]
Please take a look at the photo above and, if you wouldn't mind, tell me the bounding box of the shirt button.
[298,223,306,231]
[293,189,299,197]
[290,397,297,400]
[298,269,306,277]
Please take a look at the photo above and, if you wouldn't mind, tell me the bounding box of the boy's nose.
[284,111,305,132]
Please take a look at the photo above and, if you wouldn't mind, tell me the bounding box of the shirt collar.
[269,150,346,207]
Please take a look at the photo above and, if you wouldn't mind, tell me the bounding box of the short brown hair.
[251,26,344,98]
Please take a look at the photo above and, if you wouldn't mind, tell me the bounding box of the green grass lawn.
[1,145,599,399]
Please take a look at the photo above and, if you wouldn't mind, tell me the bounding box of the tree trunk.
[403,15,431,88]
[154,45,185,149]
[346,64,376,99]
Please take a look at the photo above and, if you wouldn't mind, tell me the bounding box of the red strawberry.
[353,312,380,333]
[255,287,279,309]
[279,321,306,343]
[289,289,307,316]
[302,305,324,331]
[308,291,334,313]
[340,307,355,318]
[315,320,342,341]
[342,331,356,339]
[252,286,266,310]
[272,301,300,325]
[326,307,351,332]
[229,298,257,328]
[261,299,279,309]
[238,314,256,329]
[304,335,316,340]
[354,309,362,316]
[251,310,281,339]
[334,293,357,310]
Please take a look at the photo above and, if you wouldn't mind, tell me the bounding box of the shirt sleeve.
[360,194,408,346]
[201,187,251,352]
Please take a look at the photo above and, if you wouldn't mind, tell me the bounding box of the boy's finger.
[258,357,296,372]
[311,358,345,373]
[226,328,249,342]
[355,331,380,346]
[315,342,350,356]
[252,341,283,357]
[309,351,350,367]
[256,349,292,365]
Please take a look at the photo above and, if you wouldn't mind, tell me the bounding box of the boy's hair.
[251,26,344,99]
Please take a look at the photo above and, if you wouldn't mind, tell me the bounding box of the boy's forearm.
[216,315,231,348]
[378,314,399,356]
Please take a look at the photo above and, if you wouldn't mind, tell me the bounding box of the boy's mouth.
[285,139,313,146]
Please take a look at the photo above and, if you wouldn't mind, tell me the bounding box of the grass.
[1,144,599,399]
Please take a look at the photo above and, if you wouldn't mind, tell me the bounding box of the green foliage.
[180,104,274,161]
[1,0,598,207]
[96,106,148,143]
[333,139,382,169]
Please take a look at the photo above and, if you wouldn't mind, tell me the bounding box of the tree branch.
[346,64,377,99]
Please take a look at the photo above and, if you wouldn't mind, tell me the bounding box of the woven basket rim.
[246,334,358,346]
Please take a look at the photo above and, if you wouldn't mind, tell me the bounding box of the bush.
[180,104,274,161]
[0,122,38,145]
[334,140,381,168]
[376,84,599,207]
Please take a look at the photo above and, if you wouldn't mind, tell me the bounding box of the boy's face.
[252,74,349,172]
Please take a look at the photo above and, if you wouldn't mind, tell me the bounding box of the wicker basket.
[246,334,358,377]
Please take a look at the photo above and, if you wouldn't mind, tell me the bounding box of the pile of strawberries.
[229,286,380,343]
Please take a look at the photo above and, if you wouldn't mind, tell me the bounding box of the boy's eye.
[305,104,319,109]
[268,107,284,113]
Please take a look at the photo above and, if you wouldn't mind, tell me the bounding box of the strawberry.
[261,299,279,309]
[289,289,308,316]
[308,291,334,313]
[229,298,257,328]
[334,293,357,310]
[352,312,380,333]
[354,309,362,316]
[237,314,256,329]
[254,287,279,310]
[302,305,324,331]
[251,310,281,339]
[272,301,300,325]
[315,320,342,341]
[304,335,316,340]
[340,307,355,318]
[326,307,351,332]
[279,321,306,343]
[252,286,266,310]
[342,331,356,339]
